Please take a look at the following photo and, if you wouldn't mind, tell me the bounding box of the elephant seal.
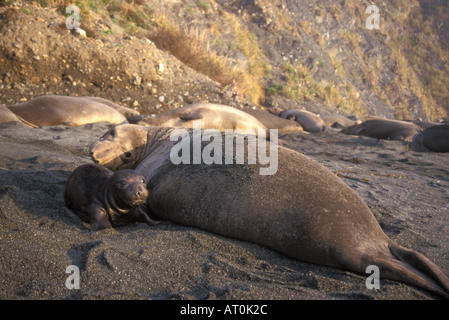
[90,124,449,298]
[0,105,36,127]
[64,163,160,231]
[81,96,142,123]
[137,103,267,132]
[411,124,449,153]
[240,108,303,133]
[320,114,361,129]
[412,118,446,130]
[341,117,422,141]
[6,95,128,127]
[272,109,327,133]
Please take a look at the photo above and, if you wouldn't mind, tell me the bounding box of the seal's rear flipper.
[363,243,449,299]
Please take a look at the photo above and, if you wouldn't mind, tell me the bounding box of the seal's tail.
[365,243,449,299]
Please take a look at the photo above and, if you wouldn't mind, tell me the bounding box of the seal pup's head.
[108,169,148,209]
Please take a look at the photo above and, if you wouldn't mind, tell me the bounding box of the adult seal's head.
[64,164,159,231]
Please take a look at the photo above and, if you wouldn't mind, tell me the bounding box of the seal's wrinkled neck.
[141,127,174,160]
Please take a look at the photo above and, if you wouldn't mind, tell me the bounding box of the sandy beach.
[0,121,447,300]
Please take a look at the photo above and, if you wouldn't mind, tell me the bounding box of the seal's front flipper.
[90,207,112,232]
[136,204,162,226]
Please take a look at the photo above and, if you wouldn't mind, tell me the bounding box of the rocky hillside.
[1,0,448,121]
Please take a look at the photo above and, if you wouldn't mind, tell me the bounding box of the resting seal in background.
[137,103,268,132]
[411,124,449,153]
[89,124,449,298]
[341,117,422,141]
[6,95,130,127]
[271,109,327,133]
[81,96,142,123]
[64,163,160,231]
[320,114,361,129]
[0,105,36,127]
[240,108,303,133]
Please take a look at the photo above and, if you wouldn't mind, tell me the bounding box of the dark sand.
[0,122,448,300]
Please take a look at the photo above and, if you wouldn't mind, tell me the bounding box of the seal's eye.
[117,180,127,188]
[124,152,132,158]
[141,178,146,184]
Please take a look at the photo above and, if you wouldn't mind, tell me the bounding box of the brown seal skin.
[239,108,303,133]
[272,109,327,133]
[0,105,37,127]
[81,96,143,123]
[341,117,423,141]
[64,163,160,231]
[137,103,268,131]
[6,95,128,127]
[411,124,449,153]
[90,124,449,298]
[320,114,361,129]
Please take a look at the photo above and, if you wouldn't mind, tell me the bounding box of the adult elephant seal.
[64,163,160,231]
[271,109,327,133]
[0,105,36,127]
[138,103,267,132]
[342,117,422,141]
[81,96,142,123]
[90,124,449,298]
[411,124,449,153]
[240,108,303,133]
[320,114,361,129]
[6,95,128,127]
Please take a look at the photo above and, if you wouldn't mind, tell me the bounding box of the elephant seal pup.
[341,117,422,141]
[272,109,327,133]
[137,103,267,132]
[64,163,160,231]
[6,95,128,127]
[90,124,449,298]
[240,108,303,133]
[411,124,449,153]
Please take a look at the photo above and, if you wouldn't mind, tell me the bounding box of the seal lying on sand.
[320,114,361,129]
[64,163,160,231]
[342,117,422,141]
[0,105,36,127]
[240,108,303,133]
[81,96,142,123]
[6,95,130,127]
[271,109,327,133]
[90,124,449,298]
[138,103,267,132]
[411,124,449,153]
